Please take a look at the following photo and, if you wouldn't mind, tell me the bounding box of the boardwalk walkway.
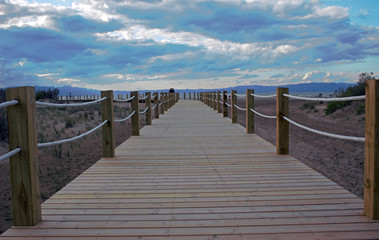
[1,100,379,239]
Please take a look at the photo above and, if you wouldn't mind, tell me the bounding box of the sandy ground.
[0,98,365,233]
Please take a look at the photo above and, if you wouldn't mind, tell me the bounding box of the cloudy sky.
[0,0,378,91]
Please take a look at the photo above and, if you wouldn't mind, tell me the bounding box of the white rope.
[250,108,276,119]
[140,95,148,100]
[282,94,365,102]
[0,147,21,163]
[0,100,19,109]
[159,102,164,106]
[234,104,246,111]
[250,93,277,98]
[114,111,135,122]
[234,93,246,97]
[152,104,158,110]
[114,96,135,102]
[225,102,231,107]
[219,100,223,104]
[36,97,107,107]
[38,120,108,148]
[139,106,149,114]
[283,116,365,142]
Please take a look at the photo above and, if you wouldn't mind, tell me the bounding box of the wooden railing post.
[160,93,164,115]
[101,90,115,158]
[246,89,254,134]
[164,93,169,111]
[364,79,379,220]
[231,90,237,123]
[6,86,41,226]
[184,92,186,100]
[145,92,152,125]
[276,87,289,154]
[223,91,228,117]
[213,92,217,111]
[154,92,159,119]
[217,91,221,113]
[131,91,140,136]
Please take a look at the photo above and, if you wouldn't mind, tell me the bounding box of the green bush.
[325,72,375,115]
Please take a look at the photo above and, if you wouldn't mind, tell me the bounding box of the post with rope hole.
[223,91,228,118]
[209,92,213,108]
[246,89,254,134]
[131,91,140,136]
[6,86,41,226]
[145,92,152,125]
[154,92,159,119]
[101,90,115,158]
[211,92,215,108]
[217,91,221,113]
[231,90,237,123]
[364,79,379,220]
[208,92,211,107]
[213,92,217,111]
[160,93,164,115]
[276,87,289,154]
[164,93,169,111]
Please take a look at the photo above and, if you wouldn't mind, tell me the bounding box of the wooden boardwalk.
[2,100,379,239]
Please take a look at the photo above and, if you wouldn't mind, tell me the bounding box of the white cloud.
[294,6,348,20]
[302,70,318,80]
[314,58,322,63]
[0,15,55,29]
[96,25,301,60]
[55,78,80,84]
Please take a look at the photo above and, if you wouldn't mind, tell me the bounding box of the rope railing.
[140,95,149,100]
[225,102,231,107]
[36,97,107,107]
[0,147,21,163]
[283,116,365,142]
[114,95,135,102]
[38,120,108,148]
[283,94,365,102]
[251,93,277,98]
[250,108,277,119]
[152,104,158,110]
[233,93,246,97]
[114,111,135,122]
[0,100,19,109]
[234,104,246,111]
[139,106,149,114]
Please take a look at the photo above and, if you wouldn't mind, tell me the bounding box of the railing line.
[0,147,21,163]
[114,111,135,122]
[0,100,19,109]
[250,93,277,98]
[234,104,246,111]
[250,108,276,119]
[38,120,108,148]
[114,96,135,102]
[283,93,365,102]
[36,97,107,107]
[283,116,365,142]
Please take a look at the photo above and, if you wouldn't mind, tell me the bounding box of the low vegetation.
[325,72,375,115]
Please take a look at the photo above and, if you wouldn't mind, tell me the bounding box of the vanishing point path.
[1,100,379,239]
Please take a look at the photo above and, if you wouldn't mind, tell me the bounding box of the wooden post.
[223,91,228,117]
[164,93,168,111]
[154,92,159,119]
[184,93,186,100]
[276,87,289,154]
[364,79,379,220]
[101,91,115,158]
[213,92,217,111]
[231,90,237,123]
[217,91,221,113]
[6,87,41,226]
[246,89,254,134]
[145,92,152,125]
[131,91,140,136]
[160,93,164,115]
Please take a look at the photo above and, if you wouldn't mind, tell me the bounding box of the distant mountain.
[34,82,356,97]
